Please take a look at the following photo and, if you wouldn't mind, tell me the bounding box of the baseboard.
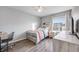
[9,38,26,43]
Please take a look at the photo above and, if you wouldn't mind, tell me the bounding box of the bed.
[26,28,48,44]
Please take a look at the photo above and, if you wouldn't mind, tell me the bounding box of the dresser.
[53,31,79,52]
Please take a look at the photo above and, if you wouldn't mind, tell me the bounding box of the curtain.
[65,10,72,31]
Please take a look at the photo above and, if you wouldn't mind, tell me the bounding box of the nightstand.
[48,32,53,38]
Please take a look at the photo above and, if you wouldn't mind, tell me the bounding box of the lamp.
[32,23,36,31]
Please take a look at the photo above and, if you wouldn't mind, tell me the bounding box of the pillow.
[77,33,79,37]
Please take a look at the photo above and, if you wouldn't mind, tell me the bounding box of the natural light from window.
[52,16,65,33]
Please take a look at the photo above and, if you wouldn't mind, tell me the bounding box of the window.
[52,15,65,32]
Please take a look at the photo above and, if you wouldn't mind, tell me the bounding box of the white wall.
[72,6,79,32]
[0,7,40,41]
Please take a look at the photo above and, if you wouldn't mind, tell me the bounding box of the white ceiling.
[9,6,73,17]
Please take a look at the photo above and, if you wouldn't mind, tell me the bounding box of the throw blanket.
[37,30,44,42]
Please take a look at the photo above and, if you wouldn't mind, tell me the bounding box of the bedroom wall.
[0,7,40,42]
[72,6,79,32]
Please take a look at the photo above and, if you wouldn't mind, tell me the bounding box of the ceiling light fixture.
[34,6,45,12]
[37,6,43,12]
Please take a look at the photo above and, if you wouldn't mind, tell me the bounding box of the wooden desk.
[0,32,8,40]
[53,31,79,52]
[0,32,9,52]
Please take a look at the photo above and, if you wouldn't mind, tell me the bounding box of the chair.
[2,32,14,43]
[7,32,15,47]
[0,32,14,52]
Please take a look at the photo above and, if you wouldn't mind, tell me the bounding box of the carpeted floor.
[9,38,53,52]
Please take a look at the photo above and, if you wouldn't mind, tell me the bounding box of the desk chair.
[0,32,14,52]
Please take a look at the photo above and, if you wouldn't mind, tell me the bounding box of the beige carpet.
[9,38,53,52]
